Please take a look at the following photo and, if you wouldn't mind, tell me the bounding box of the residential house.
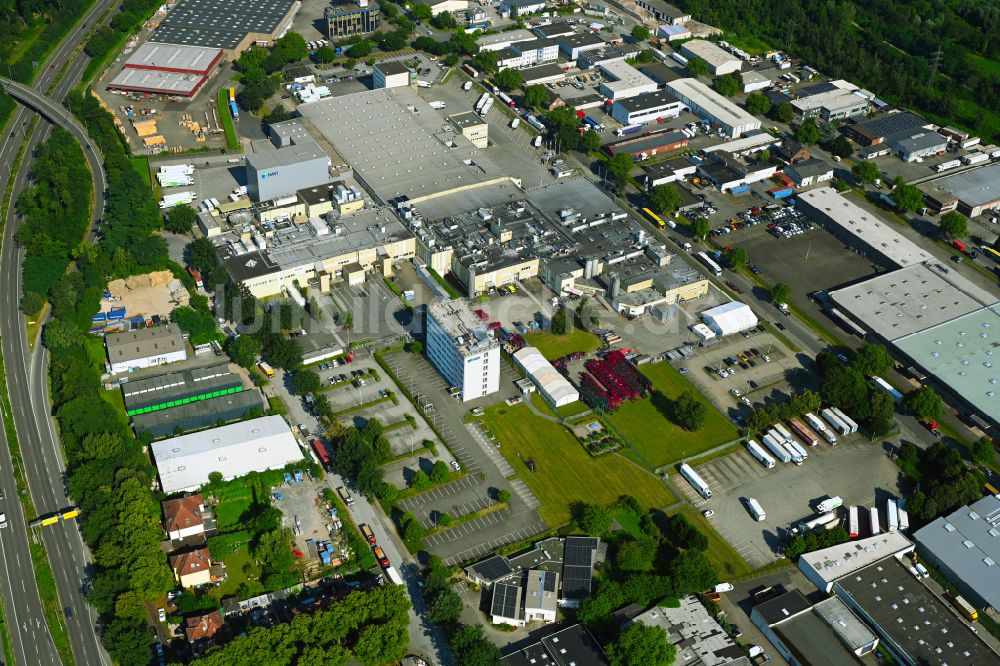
[185,609,225,645]
[162,494,208,540]
[171,547,212,588]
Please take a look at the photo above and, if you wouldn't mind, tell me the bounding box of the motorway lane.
[0,2,119,664]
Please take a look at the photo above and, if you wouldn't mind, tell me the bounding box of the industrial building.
[415,0,468,15]
[921,162,1000,217]
[796,187,935,268]
[501,624,610,666]
[153,0,298,56]
[679,40,742,75]
[750,590,879,664]
[511,346,580,408]
[842,111,931,147]
[798,532,915,594]
[499,0,546,17]
[783,158,834,187]
[885,130,947,163]
[641,157,696,188]
[610,89,684,125]
[913,494,1000,613]
[324,0,380,37]
[105,324,187,374]
[657,23,690,41]
[833,557,997,664]
[373,60,411,89]
[597,60,657,100]
[741,70,770,93]
[477,28,536,52]
[696,151,776,192]
[701,301,758,336]
[665,78,762,138]
[490,582,524,627]
[578,43,639,71]
[628,596,750,666]
[246,120,331,202]
[603,129,689,160]
[496,37,559,69]
[555,32,606,60]
[639,62,684,87]
[518,63,567,86]
[447,111,489,149]
[635,0,690,24]
[790,88,868,121]
[426,299,501,401]
[151,416,304,494]
[532,21,576,39]
[106,42,223,98]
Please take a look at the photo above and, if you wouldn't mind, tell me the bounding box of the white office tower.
[426,299,500,401]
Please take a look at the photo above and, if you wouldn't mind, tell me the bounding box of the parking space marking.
[442,521,547,566]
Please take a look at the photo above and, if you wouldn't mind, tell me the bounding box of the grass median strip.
[30,542,72,665]
[217,88,240,150]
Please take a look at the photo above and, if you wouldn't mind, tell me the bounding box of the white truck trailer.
[745,440,776,469]
[793,511,837,534]
[886,497,899,532]
[821,408,851,436]
[896,499,910,532]
[762,433,792,463]
[817,496,843,513]
[869,506,881,535]
[746,498,766,521]
[679,463,712,499]
[830,407,858,433]
[848,506,859,537]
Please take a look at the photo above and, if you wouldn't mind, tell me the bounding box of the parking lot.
[671,438,904,569]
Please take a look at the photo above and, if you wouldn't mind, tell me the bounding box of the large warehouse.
[701,301,758,336]
[679,40,742,75]
[246,120,331,202]
[665,78,762,138]
[921,162,1000,218]
[153,0,299,56]
[512,346,579,408]
[107,42,224,98]
[151,416,303,494]
[610,89,684,126]
[105,324,187,374]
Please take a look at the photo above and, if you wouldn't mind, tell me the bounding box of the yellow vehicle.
[952,595,978,622]
[643,207,665,229]
[505,284,516,294]
[257,361,275,378]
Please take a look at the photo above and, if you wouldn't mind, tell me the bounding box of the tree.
[407,340,424,354]
[769,101,794,124]
[852,344,894,377]
[770,282,791,304]
[892,177,925,212]
[497,489,511,504]
[581,129,602,152]
[431,10,456,29]
[471,49,499,75]
[523,84,548,110]
[672,390,706,430]
[607,152,635,188]
[450,625,501,666]
[745,93,771,116]
[426,589,463,625]
[830,135,854,158]
[551,306,571,334]
[971,437,995,464]
[187,236,218,273]
[903,386,944,420]
[226,335,261,368]
[615,538,656,572]
[608,623,676,666]
[410,469,431,490]
[449,30,478,56]
[495,67,524,91]
[44,318,84,350]
[164,203,197,234]
[832,177,851,192]
[581,504,611,534]
[292,369,321,395]
[851,160,880,184]
[411,2,433,21]
[795,119,821,145]
[314,45,336,62]
[939,211,968,240]
[712,71,741,96]
[668,549,717,595]
[401,511,425,542]
[685,56,708,77]
[630,25,650,41]
[381,30,408,52]
[867,390,896,436]
[724,246,748,271]
[692,217,710,240]
[429,460,450,483]
[821,364,870,419]
[757,148,770,162]
[649,183,683,215]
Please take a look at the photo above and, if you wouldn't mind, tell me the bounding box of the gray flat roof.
[246,135,327,170]
[447,111,485,129]
[376,60,410,75]
[923,162,1000,209]
[122,362,239,409]
[835,558,997,664]
[616,88,681,112]
[556,32,605,48]
[107,68,206,94]
[123,42,221,72]
[894,304,1000,425]
[520,63,566,82]
[913,495,1000,611]
[812,596,879,654]
[888,130,947,154]
[632,596,748,666]
[298,88,504,201]
[829,263,999,341]
[665,78,761,131]
[774,609,867,666]
[680,40,741,69]
[106,324,184,364]
[133,390,264,438]
[798,532,914,590]
[155,0,295,49]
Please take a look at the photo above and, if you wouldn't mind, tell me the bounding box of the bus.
[462,63,479,78]
[643,207,665,229]
[696,251,723,276]
[983,246,1000,263]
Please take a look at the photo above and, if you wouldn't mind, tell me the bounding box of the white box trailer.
[886,497,899,532]
[869,506,881,536]
[679,463,711,499]
[786,439,809,461]
[762,433,792,463]
[804,412,829,433]
[781,440,804,465]
[772,423,793,443]
[896,499,909,532]
[830,407,858,433]
[819,428,838,445]
[746,498,766,521]
[822,408,850,436]
[793,511,837,534]
[848,506,859,537]
[745,440,775,469]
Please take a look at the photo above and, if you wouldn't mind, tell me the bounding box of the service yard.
[671,438,904,569]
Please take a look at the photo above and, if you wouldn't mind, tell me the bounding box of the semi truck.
[792,511,837,534]
[616,123,642,137]
[848,506,859,538]
[781,439,804,465]
[762,433,792,463]
[887,497,899,532]
[869,506,881,535]
[679,463,712,499]
[384,566,404,585]
[159,192,196,208]
[872,376,903,403]
[498,92,516,108]
[821,408,851,436]
[952,595,979,622]
[818,428,838,445]
[160,164,194,174]
[772,422,793,443]
[745,439,776,468]
[360,523,377,545]
[896,498,910,532]
[935,159,961,172]
[337,486,354,506]
[373,546,389,567]
[787,418,819,447]
[786,438,809,461]
[746,498,766,521]
[830,407,858,433]
[582,116,605,131]
[428,100,446,109]
[696,251,723,276]
[817,496,843,513]
[257,361,275,377]
[670,52,688,66]
[962,152,988,165]
[312,439,331,466]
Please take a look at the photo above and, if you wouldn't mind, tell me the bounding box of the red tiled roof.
[162,495,204,534]
[170,547,210,576]
[185,609,224,642]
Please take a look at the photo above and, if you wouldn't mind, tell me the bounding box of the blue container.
[772,187,793,199]
[730,183,752,194]
[92,313,107,323]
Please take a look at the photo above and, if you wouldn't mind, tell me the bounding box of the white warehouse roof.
[701,301,758,336]
[152,416,303,494]
[512,346,579,408]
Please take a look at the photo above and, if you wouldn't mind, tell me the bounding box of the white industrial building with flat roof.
[791,89,868,121]
[701,301,758,336]
[610,89,684,125]
[679,40,742,75]
[797,532,914,594]
[512,346,579,408]
[597,60,657,100]
[151,416,303,494]
[373,60,411,88]
[426,299,500,401]
[477,28,536,52]
[105,324,187,374]
[665,78,762,138]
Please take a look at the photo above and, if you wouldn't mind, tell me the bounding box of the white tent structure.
[701,301,758,336]
[512,346,579,408]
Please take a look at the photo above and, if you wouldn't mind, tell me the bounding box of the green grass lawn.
[215,496,253,532]
[969,53,1000,81]
[606,363,738,471]
[675,506,752,579]
[524,327,602,359]
[129,156,151,188]
[212,548,257,599]
[483,402,675,527]
[217,88,240,150]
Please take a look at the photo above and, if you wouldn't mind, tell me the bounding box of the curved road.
[0,2,118,664]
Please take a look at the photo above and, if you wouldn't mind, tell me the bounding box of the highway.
[0,1,119,664]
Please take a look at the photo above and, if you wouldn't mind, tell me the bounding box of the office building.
[107,42,223,98]
[921,162,1000,217]
[502,624,610,666]
[597,60,657,100]
[325,0,380,37]
[784,158,834,187]
[448,111,488,149]
[680,40,742,75]
[153,0,298,57]
[105,324,187,374]
[555,32,605,60]
[499,0,545,17]
[631,597,749,665]
[497,37,559,69]
[246,120,331,201]
[477,28,536,52]
[842,111,930,147]
[491,582,524,627]
[151,416,303,494]
[610,88,684,125]
[886,130,947,162]
[416,0,467,15]
[798,532,915,594]
[791,88,868,121]
[635,0,690,24]
[913,492,1000,612]
[523,570,558,623]
[426,299,501,401]
[641,156,697,188]
[665,78,762,137]
[373,60,411,88]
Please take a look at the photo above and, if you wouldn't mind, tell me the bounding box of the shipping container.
[869,506,880,535]
[896,498,909,532]
[679,463,711,499]
[670,52,688,66]
[822,408,851,435]
[617,124,643,136]
[762,433,792,463]
[959,137,981,149]
[830,407,858,433]
[746,498,766,521]
[730,183,752,194]
[886,497,899,532]
[788,417,819,446]
[848,506,859,538]
[746,439,776,468]
[463,63,480,78]
[872,375,903,403]
[771,186,794,199]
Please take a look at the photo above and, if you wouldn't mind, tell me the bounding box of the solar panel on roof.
[472,555,514,582]
[564,537,598,566]
[491,583,520,619]
[541,570,557,593]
